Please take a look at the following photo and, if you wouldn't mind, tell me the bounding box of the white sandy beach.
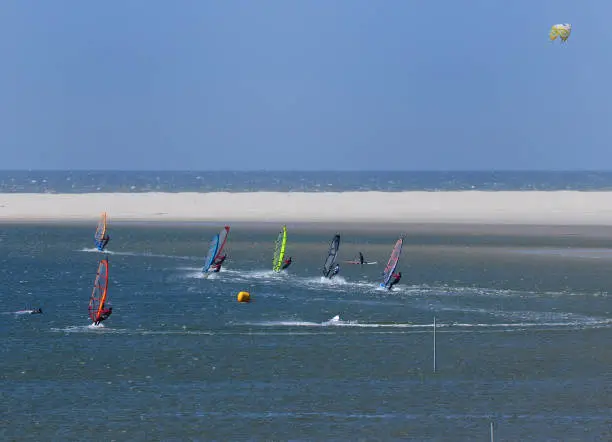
[1,191,612,226]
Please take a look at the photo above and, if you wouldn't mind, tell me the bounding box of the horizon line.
[2,169,612,173]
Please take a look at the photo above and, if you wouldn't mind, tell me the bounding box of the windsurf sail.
[214,226,230,260]
[88,257,109,323]
[94,212,108,250]
[273,225,288,272]
[322,234,341,277]
[202,234,220,272]
[381,235,404,287]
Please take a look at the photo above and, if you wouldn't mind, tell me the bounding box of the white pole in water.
[490,421,494,442]
[433,316,437,373]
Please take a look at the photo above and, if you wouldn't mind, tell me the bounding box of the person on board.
[97,234,110,251]
[359,252,365,265]
[387,272,402,291]
[211,254,226,273]
[329,264,340,279]
[281,256,293,270]
[95,306,112,325]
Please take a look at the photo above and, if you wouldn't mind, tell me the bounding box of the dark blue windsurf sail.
[322,234,341,277]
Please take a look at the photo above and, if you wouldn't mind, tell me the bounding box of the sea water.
[4,170,612,193]
[1,223,611,440]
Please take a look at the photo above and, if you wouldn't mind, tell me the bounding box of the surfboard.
[343,260,378,265]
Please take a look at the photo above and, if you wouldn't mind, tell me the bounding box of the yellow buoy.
[237,291,251,303]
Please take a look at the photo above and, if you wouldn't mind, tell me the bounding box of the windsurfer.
[387,272,401,291]
[101,235,110,249]
[211,254,226,273]
[281,256,292,270]
[31,308,43,314]
[329,264,340,279]
[95,306,112,325]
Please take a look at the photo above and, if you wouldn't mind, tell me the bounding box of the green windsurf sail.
[272,225,288,272]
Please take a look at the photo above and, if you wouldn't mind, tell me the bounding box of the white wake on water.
[317,276,348,285]
[51,324,107,333]
[240,314,612,331]
[182,267,295,284]
[80,247,105,253]
[244,315,421,329]
[78,248,199,261]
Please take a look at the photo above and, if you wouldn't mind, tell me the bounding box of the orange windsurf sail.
[88,257,109,323]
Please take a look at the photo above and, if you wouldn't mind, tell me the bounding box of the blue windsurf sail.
[202,234,220,273]
[94,212,108,251]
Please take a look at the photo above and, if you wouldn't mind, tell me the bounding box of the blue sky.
[0,1,608,170]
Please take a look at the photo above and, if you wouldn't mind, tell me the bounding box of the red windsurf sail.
[382,236,404,287]
[215,226,230,260]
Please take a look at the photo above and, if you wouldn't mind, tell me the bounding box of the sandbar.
[1,191,612,227]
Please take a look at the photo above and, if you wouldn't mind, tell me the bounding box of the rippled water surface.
[1,224,611,441]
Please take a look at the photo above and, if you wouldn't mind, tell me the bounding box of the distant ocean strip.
[3,171,612,193]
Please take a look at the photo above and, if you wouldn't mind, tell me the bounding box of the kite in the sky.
[550,24,572,42]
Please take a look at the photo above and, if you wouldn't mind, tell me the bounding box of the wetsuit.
[211,255,226,272]
[387,273,401,291]
[329,264,340,279]
[281,257,292,270]
[95,308,112,325]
